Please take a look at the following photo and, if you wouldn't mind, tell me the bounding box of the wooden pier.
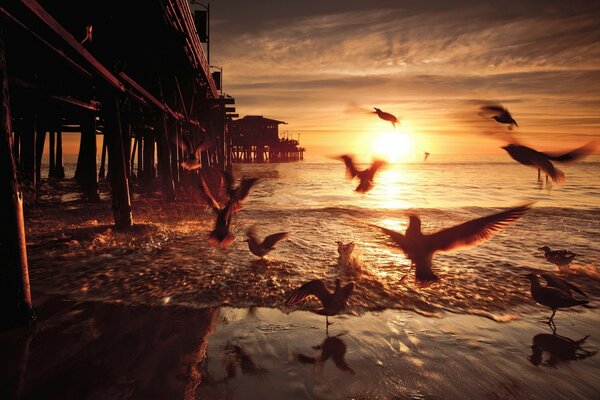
[0,0,233,328]
[229,115,305,163]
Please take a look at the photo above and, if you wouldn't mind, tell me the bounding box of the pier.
[0,0,233,328]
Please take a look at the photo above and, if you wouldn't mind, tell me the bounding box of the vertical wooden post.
[20,117,35,188]
[157,116,176,201]
[102,92,132,228]
[35,127,45,188]
[130,137,137,179]
[137,133,143,179]
[98,134,107,179]
[170,125,179,185]
[142,130,154,184]
[48,130,55,177]
[0,24,34,330]
[55,131,65,178]
[79,112,99,201]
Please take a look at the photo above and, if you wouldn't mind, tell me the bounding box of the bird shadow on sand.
[294,333,355,375]
[529,331,596,367]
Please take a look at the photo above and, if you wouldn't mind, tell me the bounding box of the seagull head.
[538,245,551,252]
[524,273,538,282]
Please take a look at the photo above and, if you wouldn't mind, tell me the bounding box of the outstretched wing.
[529,154,565,183]
[541,274,588,298]
[428,204,532,252]
[372,224,411,253]
[262,232,289,249]
[286,280,330,306]
[367,159,387,179]
[480,104,506,114]
[340,155,358,178]
[198,176,223,213]
[542,142,596,163]
[195,134,216,156]
[233,177,259,202]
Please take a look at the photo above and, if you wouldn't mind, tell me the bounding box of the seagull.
[540,273,588,299]
[539,246,579,272]
[529,333,595,366]
[480,104,518,129]
[286,279,355,327]
[199,172,258,247]
[373,204,531,280]
[244,226,288,258]
[339,154,386,193]
[502,142,595,183]
[295,334,354,374]
[373,108,399,127]
[424,152,430,161]
[525,273,588,330]
[180,135,216,171]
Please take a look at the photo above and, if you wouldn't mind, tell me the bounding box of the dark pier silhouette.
[229,115,305,163]
[0,0,237,328]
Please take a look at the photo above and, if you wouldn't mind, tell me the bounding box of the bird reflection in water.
[529,333,596,367]
[221,342,266,380]
[296,334,355,375]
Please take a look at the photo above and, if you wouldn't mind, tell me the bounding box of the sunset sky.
[207,0,600,159]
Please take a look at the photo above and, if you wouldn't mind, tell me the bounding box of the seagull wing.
[427,204,531,252]
[340,155,358,178]
[367,159,387,179]
[480,105,506,115]
[542,142,596,163]
[234,177,259,202]
[261,232,289,249]
[541,274,588,298]
[286,280,331,306]
[529,154,565,183]
[195,134,216,155]
[372,225,411,252]
[198,175,222,213]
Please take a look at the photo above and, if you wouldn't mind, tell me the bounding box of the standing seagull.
[245,226,288,258]
[481,104,518,129]
[540,273,588,299]
[373,107,399,127]
[424,152,430,162]
[373,204,531,280]
[502,142,595,183]
[539,246,579,272]
[525,273,588,330]
[339,154,386,193]
[286,279,355,327]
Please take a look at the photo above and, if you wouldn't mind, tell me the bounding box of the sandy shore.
[1,294,598,399]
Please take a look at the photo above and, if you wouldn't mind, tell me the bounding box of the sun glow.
[371,129,415,163]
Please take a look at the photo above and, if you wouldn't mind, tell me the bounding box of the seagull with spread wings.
[480,104,518,129]
[180,134,216,171]
[502,142,595,183]
[373,204,532,280]
[339,154,386,193]
[244,226,288,258]
[286,279,355,327]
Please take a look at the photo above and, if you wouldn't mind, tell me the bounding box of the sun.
[371,128,415,162]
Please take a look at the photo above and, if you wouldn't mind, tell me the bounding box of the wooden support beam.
[79,113,99,201]
[157,117,176,201]
[34,126,45,188]
[0,23,34,330]
[98,134,107,179]
[102,92,132,228]
[55,130,64,178]
[48,130,55,177]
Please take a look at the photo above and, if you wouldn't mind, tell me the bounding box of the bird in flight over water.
[244,226,288,258]
[424,152,430,162]
[339,154,386,194]
[501,142,595,183]
[179,134,216,171]
[373,204,532,281]
[480,104,518,129]
[373,107,400,127]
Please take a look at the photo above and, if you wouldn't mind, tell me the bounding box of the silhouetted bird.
[199,172,258,247]
[529,333,595,367]
[296,335,354,374]
[180,135,216,171]
[481,104,518,128]
[374,204,531,280]
[424,152,430,161]
[525,273,589,330]
[245,226,288,258]
[502,142,595,183]
[286,279,355,326]
[339,154,386,193]
[539,246,579,272]
[540,273,588,299]
[373,107,399,127]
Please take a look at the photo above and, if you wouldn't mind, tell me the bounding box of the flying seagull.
[373,204,532,280]
[286,279,354,327]
[245,226,288,258]
[339,154,386,193]
[481,104,518,129]
[373,107,399,127]
[180,135,216,171]
[424,152,430,162]
[525,273,588,331]
[502,142,595,183]
[539,246,579,272]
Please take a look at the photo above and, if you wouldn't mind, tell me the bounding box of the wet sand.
[1,294,598,399]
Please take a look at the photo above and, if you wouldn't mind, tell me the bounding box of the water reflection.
[529,333,596,367]
[295,334,355,375]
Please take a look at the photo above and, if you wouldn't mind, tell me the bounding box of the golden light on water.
[371,128,415,163]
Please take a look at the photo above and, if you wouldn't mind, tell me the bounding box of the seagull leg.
[537,168,541,181]
[547,310,556,331]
